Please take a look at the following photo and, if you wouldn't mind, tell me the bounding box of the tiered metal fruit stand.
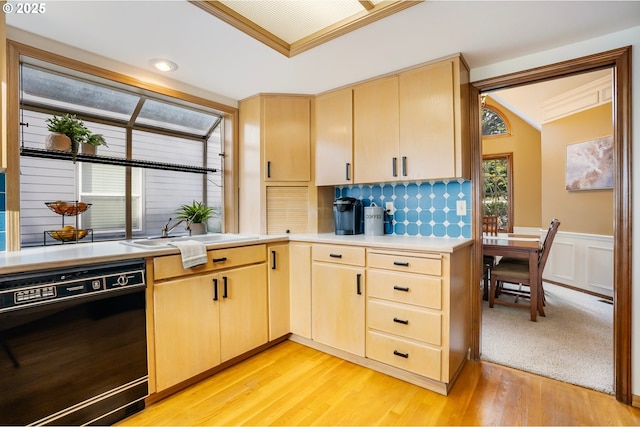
[44,201,94,245]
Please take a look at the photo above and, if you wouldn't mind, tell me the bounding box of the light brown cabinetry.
[152,244,268,392]
[399,58,469,180]
[353,76,400,183]
[267,243,290,340]
[289,242,312,338]
[311,244,366,356]
[315,88,353,186]
[351,55,470,184]
[239,94,333,235]
[366,247,470,385]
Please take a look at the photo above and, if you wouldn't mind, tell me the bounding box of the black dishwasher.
[0,259,148,426]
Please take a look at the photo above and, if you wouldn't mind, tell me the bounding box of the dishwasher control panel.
[0,259,146,313]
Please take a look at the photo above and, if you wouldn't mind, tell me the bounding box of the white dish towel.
[169,240,208,269]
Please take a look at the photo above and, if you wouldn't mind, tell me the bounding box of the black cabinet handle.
[212,257,228,263]
[213,278,218,301]
[271,250,277,270]
[267,161,271,178]
[392,157,397,177]
[356,273,362,295]
[393,317,409,325]
[345,163,351,181]
[393,350,409,359]
[402,156,407,176]
[223,276,228,298]
[329,253,342,259]
[393,261,410,267]
[393,285,410,292]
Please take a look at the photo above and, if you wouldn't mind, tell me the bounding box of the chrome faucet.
[161,217,185,238]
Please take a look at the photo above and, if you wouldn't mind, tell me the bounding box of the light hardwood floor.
[119,340,640,426]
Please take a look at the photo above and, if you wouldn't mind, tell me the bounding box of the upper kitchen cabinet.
[399,56,470,180]
[315,88,354,186]
[352,55,470,184]
[263,96,311,182]
[353,76,400,184]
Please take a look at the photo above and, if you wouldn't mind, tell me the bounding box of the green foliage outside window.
[482,158,509,231]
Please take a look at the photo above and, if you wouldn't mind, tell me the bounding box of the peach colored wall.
[482,97,542,229]
[541,103,613,236]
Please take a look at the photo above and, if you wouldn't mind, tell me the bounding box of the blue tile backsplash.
[336,179,472,238]
[0,173,5,251]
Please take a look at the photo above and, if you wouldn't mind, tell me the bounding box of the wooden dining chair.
[482,216,499,300]
[488,218,560,319]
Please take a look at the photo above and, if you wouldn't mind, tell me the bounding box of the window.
[482,154,513,232]
[481,106,510,137]
[18,63,224,246]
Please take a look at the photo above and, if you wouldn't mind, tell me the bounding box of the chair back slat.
[483,216,499,235]
[538,218,560,274]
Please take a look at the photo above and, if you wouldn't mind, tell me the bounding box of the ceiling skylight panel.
[219,0,365,43]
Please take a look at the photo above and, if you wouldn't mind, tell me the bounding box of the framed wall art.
[565,136,613,191]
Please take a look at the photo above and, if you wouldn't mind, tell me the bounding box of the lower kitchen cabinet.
[268,243,290,341]
[153,274,221,391]
[311,244,366,356]
[289,242,312,338]
[151,244,269,392]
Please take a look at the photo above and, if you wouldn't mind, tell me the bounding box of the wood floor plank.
[118,341,640,426]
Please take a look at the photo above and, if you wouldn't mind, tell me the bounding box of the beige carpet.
[481,282,614,394]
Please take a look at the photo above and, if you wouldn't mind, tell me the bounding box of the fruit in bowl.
[46,201,91,216]
[50,225,88,242]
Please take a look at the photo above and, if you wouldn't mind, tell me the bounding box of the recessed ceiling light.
[149,58,178,72]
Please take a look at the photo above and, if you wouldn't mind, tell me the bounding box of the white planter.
[45,133,71,152]
[189,222,207,235]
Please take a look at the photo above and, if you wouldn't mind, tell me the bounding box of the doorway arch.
[470,46,632,403]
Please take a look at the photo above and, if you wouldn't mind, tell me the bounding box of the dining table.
[482,233,542,321]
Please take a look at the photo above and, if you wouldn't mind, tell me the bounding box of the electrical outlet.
[456,200,467,216]
[385,201,394,212]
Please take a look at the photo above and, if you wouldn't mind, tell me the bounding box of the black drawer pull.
[393,261,410,267]
[356,273,362,295]
[213,278,218,301]
[392,157,397,177]
[267,161,271,178]
[345,163,351,181]
[271,250,277,270]
[329,253,343,259]
[223,276,228,298]
[212,257,228,263]
[393,317,409,325]
[393,285,410,292]
[393,350,409,359]
[402,156,407,176]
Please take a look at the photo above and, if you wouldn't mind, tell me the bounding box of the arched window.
[481,104,510,137]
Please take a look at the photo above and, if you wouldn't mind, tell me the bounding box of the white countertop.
[0,233,472,274]
[291,233,472,253]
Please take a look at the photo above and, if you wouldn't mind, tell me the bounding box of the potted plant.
[175,200,217,235]
[45,114,108,161]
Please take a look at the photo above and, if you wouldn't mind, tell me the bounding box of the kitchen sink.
[121,233,257,249]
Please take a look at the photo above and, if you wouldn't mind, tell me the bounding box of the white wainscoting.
[513,227,613,298]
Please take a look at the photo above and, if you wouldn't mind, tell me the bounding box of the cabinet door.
[399,60,456,180]
[153,275,221,391]
[219,263,269,361]
[315,88,353,186]
[263,96,311,182]
[312,262,365,356]
[289,242,312,338]
[268,243,290,340]
[353,76,400,183]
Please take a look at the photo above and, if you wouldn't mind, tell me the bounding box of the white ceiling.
[6,0,640,113]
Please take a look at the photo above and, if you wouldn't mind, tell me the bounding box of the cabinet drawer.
[312,244,365,266]
[367,251,442,276]
[366,330,441,381]
[154,244,266,280]
[367,269,441,309]
[368,299,441,345]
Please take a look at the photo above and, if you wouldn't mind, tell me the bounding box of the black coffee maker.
[333,197,364,235]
